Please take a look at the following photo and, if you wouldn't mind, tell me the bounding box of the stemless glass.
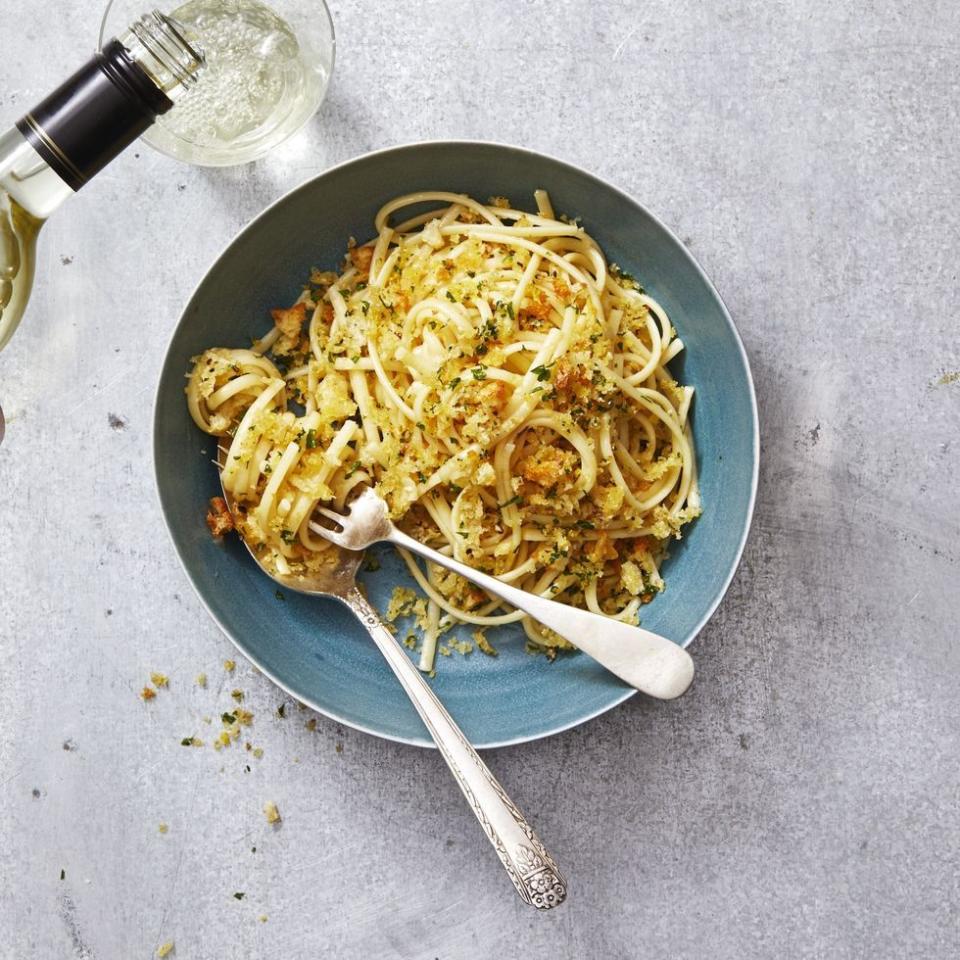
[99,0,335,166]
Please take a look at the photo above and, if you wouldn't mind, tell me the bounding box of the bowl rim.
[152,138,760,749]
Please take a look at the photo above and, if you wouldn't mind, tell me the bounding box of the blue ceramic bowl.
[154,141,758,748]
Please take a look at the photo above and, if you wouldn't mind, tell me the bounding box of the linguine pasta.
[186,191,701,671]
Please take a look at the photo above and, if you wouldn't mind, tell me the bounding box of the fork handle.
[344,586,567,910]
[388,529,694,700]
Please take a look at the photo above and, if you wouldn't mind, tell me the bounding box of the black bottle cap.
[15,39,174,192]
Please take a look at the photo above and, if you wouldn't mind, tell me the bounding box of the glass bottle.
[0,11,204,352]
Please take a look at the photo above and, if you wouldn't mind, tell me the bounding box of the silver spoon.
[311,488,695,700]
[216,444,566,910]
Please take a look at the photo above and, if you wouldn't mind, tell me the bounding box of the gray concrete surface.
[1,1,959,957]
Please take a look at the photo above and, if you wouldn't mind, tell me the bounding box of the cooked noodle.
[186,191,701,670]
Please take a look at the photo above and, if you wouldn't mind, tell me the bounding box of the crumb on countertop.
[140,687,156,701]
[224,659,236,672]
[150,672,169,688]
[157,942,174,958]
[158,823,168,834]
[263,800,281,824]
[196,672,207,688]
[212,707,253,750]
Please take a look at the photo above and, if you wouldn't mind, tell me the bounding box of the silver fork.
[311,488,695,700]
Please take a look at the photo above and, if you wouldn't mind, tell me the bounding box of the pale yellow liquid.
[0,193,41,353]
[147,0,323,164]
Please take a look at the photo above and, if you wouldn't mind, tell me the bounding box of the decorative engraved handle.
[388,528,694,700]
[345,586,567,909]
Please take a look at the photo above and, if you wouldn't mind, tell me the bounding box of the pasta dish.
[187,190,701,671]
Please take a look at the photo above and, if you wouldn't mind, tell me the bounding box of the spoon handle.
[345,585,567,910]
[388,529,694,700]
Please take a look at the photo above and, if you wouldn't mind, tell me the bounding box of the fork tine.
[315,506,346,526]
[308,519,347,545]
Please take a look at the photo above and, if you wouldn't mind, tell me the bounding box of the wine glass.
[99,0,335,166]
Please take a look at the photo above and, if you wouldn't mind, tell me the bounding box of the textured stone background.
[1,1,958,957]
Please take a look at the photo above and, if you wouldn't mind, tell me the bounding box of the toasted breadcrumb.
[231,689,244,702]
[263,801,281,824]
[305,718,317,732]
[150,672,169,688]
[206,496,235,537]
[517,445,571,487]
[271,301,306,339]
[386,587,418,621]
[473,630,497,657]
[140,687,156,701]
[585,532,619,564]
[157,942,174,958]
[348,243,374,277]
[224,660,236,672]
